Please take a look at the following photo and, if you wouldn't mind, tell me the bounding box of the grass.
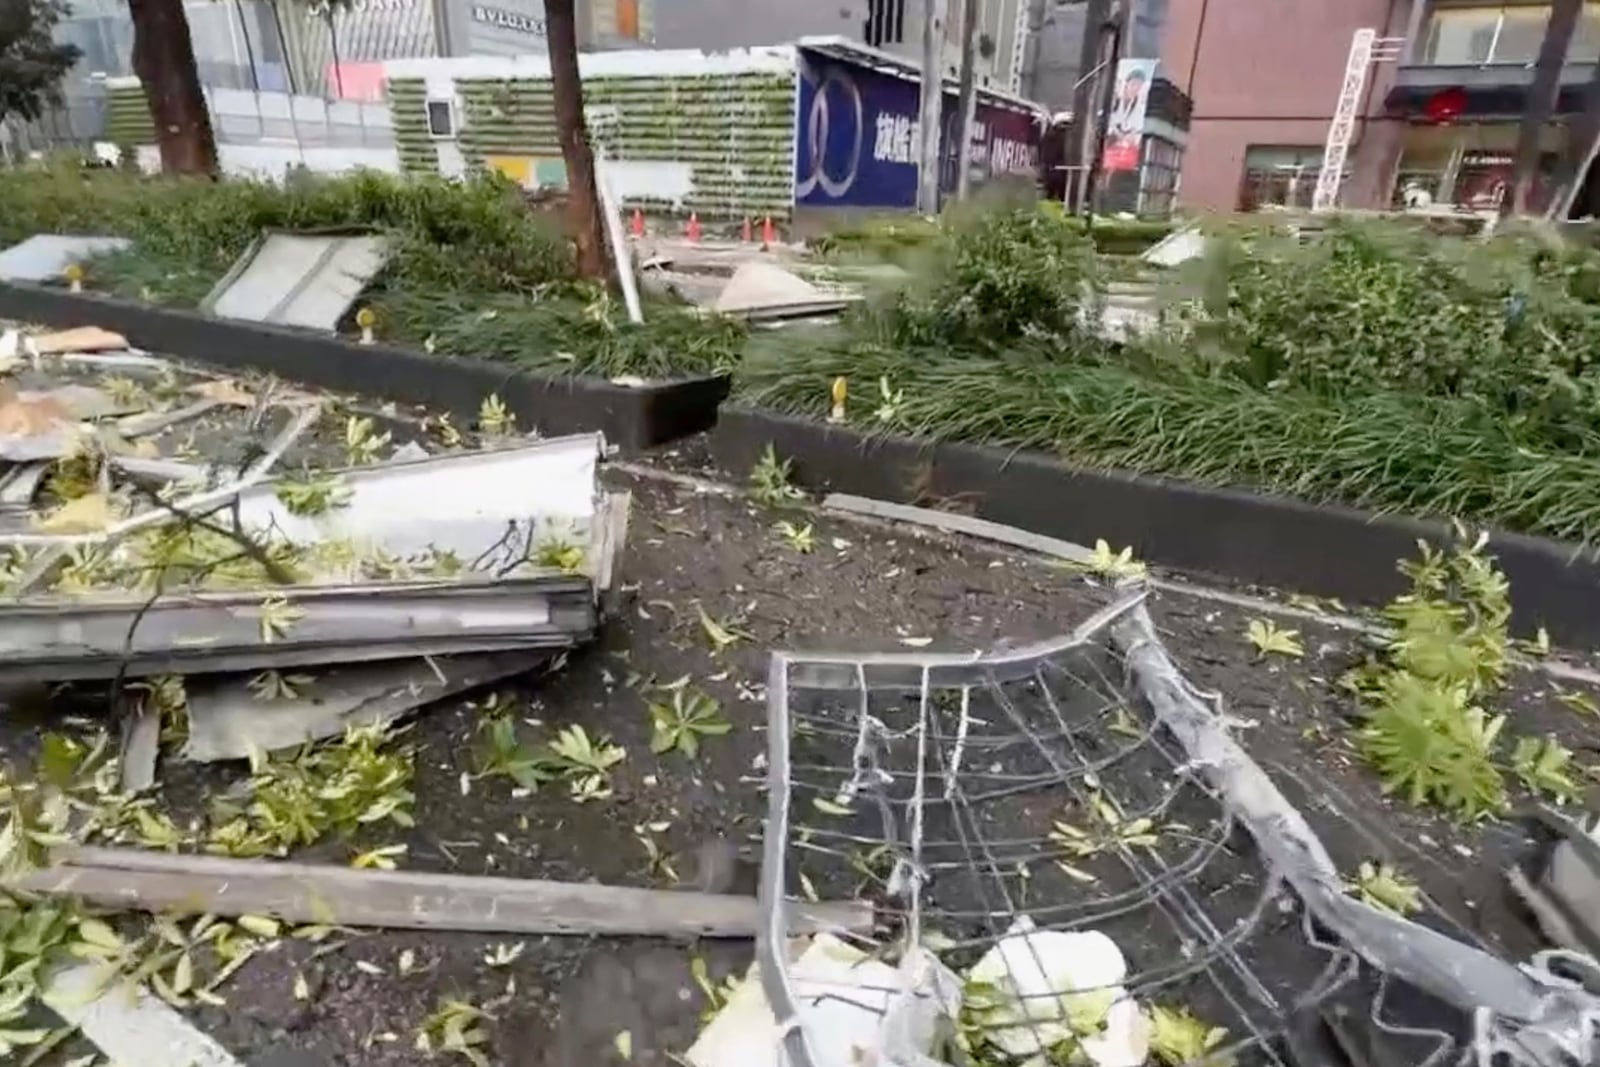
[20,166,1600,544]
[735,340,1600,546]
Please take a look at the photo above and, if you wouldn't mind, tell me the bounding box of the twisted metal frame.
[756,592,1600,1067]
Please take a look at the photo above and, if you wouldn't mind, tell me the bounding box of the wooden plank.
[18,847,873,939]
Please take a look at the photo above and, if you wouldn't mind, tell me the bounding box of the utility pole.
[954,0,981,199]
[1078,0,1124,216]
[916,0,950,214]
[1068,0,1111,212]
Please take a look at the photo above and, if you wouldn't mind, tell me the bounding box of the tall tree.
[544,0,607,280]
[1508,0,1582,216]
[128,0,218,174]
[0,0,81,126]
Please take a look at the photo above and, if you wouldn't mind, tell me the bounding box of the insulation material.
[202,232,389,332]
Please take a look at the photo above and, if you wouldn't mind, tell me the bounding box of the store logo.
[795,63,863,200]
[471,5,547,36]
[306,0,413,14]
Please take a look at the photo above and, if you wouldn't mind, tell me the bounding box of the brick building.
[1161,0,1600,213]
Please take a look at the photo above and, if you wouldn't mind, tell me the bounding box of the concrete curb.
[0,282,730,454]
[709,406,1600,646]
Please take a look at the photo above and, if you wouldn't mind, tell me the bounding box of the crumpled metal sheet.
[201,232,389,333]
[0,575,595,681]
[181,651,548,761]
[228,432,609,576]
[0,235,131,282]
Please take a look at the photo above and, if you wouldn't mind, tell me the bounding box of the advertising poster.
[794,49,1040,210]
[1101,58,1156,174]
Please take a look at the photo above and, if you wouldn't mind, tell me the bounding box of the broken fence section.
[753,592,1600,1067]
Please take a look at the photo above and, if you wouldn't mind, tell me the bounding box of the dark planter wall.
[712,406,1600,645]
[0,283,729,454]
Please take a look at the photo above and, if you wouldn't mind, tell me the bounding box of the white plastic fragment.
[966,916,1143,1066]
[687,933,921,1067]
[42,963,244,1067]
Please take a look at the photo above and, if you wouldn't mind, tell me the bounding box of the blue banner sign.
[794,48,1040,209]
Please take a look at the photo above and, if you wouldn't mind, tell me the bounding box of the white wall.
[137,143,401,180]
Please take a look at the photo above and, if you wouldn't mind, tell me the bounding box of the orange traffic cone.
[686,212,702,243]
[761,216,777,250]
[629,208,645,238]
[741,216,753,243]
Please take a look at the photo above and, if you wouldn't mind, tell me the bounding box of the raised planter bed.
[0,282,729,454]
[711,406,1600,646]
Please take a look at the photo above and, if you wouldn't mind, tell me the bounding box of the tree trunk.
[954,0,981,200]
[127,0,217,175]
[1508,0,1582,217]
[915,0,949,214]
[544,0,607,281]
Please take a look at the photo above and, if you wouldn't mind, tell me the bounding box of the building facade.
[650,0,1028,93]
[1159,0,1600,214]
[1160,0,1408,212]
[1384,0,1600,213]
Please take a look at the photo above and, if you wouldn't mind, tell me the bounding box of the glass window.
[1494,6,1552,64]
[1424,7,1501,64]
[1237,145,1340,212]
[1573,2,1600,60]
[1418,4,1600,67]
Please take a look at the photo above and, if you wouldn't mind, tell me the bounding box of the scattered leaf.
[1246,619,1303,659]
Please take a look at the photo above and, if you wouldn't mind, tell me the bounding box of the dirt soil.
[8,419,1600,1066]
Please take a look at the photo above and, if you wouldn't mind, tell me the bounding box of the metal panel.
[182,651,548,761]
[203,232,389,333]
[0,235,131,282]
[0,575,596,680]
[229,432,608,569]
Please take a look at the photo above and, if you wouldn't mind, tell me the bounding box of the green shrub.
[860,206,1104,352]
[0,163,571,297]
[377,286,745,380]
[1166,221,1600,449]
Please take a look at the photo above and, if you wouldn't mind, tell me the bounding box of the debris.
[687,934,899,1067]
[1140,224,1207,268]
[201,232,390,333]
[120,702,161,791]
[0,234,131,282]
[1507,806,1600,959]
[967,917,1144,1066]
[18,847,875,938]
[756,592,1600,1066]
[0,401,322,547]
[41,962,244,1067]
[0,459,48,510]
[0,380,78,460]
[225,433,620,583]
[0,575,599,680]
[710,262,858,321]
[32,326,130,355]
[182,652,548,762]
